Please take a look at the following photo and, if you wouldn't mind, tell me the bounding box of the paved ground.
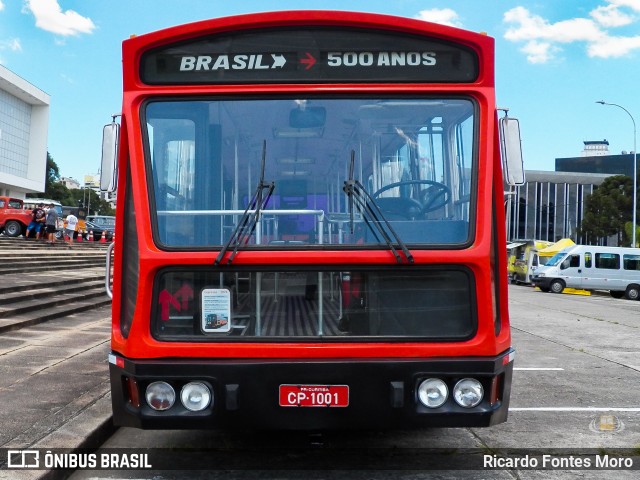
[0,307,113,480]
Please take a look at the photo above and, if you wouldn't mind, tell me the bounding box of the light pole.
[596,101,637,247]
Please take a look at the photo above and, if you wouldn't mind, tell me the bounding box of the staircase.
[0,235,112,333]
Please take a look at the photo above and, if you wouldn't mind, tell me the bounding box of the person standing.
[25,203,46,240]
[65,212,78,245]
[45,203,59,245]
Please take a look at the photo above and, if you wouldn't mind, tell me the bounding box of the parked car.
[86,215,115,230]
[83,221,114,242]
[0,196,32,237]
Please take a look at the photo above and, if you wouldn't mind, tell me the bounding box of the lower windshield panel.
[152,267,476,341]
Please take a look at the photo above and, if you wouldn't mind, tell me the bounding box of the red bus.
[102,10,524,430]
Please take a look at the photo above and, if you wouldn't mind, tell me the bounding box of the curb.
[36,394,115,480]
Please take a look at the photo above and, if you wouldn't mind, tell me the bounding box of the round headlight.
[417,378,448,408]
[181,382,212,411]
[453,378,484,408]
[145,381,176,411]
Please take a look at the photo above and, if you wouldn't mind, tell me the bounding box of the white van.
[531,245,640,300]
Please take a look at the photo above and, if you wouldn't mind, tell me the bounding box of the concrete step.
[0,278,106,306]
[0,259,106,274]
[0,240,113,332]
[0,237,110,250]
[0,291,112,333]
[0,271,105,295]
[0,284,109,318]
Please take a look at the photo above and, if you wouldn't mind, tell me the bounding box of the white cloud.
[0,2,5,12]
[504,3,640,63]
[504,7,603,44]
[415,8,462,28]
[25,0,95,36]
[520,40,559,64]
[588,34,640,57]
[591,4,634,27]
[0,38,21,53]
[608,0,640,12]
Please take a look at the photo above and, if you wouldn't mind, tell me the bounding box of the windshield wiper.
[215,140,275,265]
[342,151,413,264]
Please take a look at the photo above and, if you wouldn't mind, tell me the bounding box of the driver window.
[561,255,580,269]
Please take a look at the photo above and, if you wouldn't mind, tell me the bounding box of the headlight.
[536,273,545,278]
[453,378,484,408]
[145,381,176,411]
[417,378,448,408]
[180,382,212,411]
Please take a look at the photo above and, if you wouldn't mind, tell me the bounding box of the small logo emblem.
[589,414,624,433]
[7,450,40,468]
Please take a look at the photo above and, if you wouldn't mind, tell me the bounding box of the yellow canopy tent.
[538,238,576,263]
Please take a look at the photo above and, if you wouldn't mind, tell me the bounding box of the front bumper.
[109,349,514,430]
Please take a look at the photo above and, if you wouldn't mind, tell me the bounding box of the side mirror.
[499,116,525,186]
[101,122,120,192]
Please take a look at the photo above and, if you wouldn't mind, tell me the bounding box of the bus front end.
[106,11,515,430]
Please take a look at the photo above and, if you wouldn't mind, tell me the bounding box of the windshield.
[144,97,475,249]
[545,251,568,267]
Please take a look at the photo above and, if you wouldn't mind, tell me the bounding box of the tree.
[579,175,634,246]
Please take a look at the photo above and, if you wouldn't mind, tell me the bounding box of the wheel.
[624,285,640,300]
[610,291,625,299]
[550,279,565,294]
[55,230,63,240]
[510,273,519,285]
[4,220,22,237]
[372,180,451,218]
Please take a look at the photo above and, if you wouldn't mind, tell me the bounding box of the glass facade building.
[0,65,49,198]
[506,170,612,243]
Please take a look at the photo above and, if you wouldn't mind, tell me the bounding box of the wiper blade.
[342,152,413,264]
[215,140,274,265]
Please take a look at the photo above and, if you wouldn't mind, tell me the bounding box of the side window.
[0,200,4,208]
[8,200,22,209]
[584,252,592,268]
[595,253,620,270]
[623,254,640,271]
[569,255,580,268]
[561,255,580,270]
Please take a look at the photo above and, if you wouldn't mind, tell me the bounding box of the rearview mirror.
[290,107,326,129]
[100,122,120,192]
[499,116,525,186]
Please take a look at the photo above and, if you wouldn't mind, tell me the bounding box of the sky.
[1,0,640,183]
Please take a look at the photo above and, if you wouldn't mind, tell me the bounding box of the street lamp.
[596,101,637,247]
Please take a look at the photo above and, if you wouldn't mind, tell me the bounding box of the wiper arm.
[342,152,413,264]
[215,140,274,265]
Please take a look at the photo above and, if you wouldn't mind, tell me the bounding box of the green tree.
[579,175,634,246]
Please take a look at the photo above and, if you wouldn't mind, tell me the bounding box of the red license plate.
[279,384,349,407]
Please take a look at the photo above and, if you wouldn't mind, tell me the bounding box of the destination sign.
[141,28,478,84]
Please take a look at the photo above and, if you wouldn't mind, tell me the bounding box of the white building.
[581,140,609,157]
[0,65,50,198]
[59,176,81,189]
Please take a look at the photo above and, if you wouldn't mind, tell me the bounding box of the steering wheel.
[372,180,451,218]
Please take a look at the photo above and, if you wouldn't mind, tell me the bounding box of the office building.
[0,65,50,198]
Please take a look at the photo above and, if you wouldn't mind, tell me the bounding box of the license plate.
[279,384,349,407]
